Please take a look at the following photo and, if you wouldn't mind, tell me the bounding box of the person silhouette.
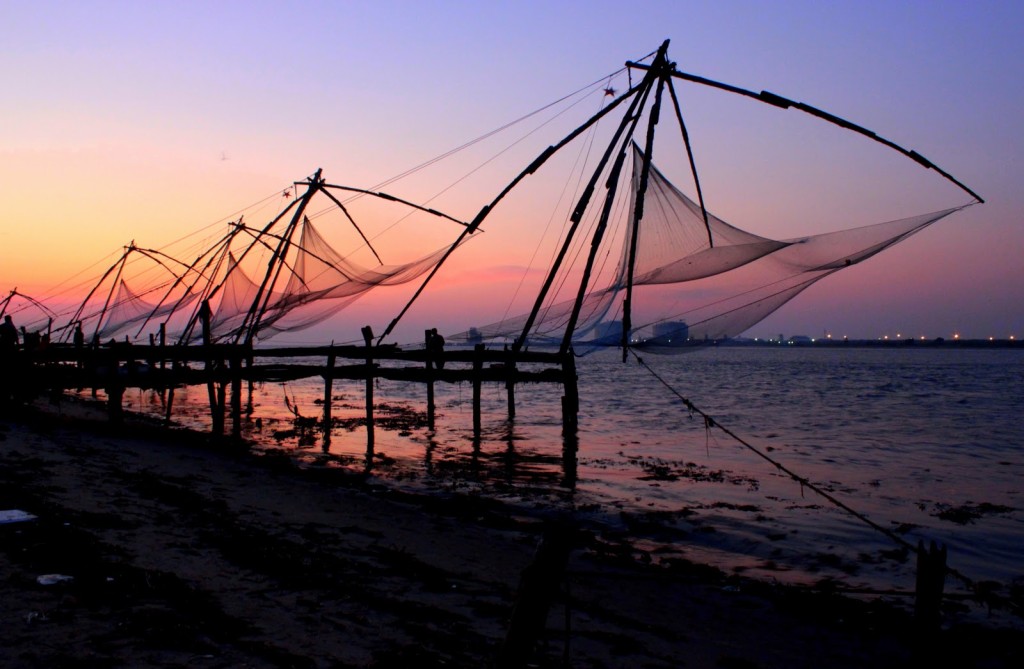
[428,328,446,370]
[0,315,18,349]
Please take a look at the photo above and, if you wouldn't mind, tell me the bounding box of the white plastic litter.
[36,574,74,586]
[0,509,37,524]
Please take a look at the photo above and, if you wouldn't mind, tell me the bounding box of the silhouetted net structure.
[453,144,968,352]
[47,40,979,354]
[63,175,470,346]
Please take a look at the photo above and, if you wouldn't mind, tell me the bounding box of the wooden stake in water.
[473,343,484,440]
[230,352,242,441]
[322,346,335,449]
[425,329,435,429]
[362,326,375,450]
[199,300,223,436]
[506,356,517,420]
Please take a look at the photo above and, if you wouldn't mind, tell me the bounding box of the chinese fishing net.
[452,144,968,353]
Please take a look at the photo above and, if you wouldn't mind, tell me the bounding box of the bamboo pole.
[625,60,984,204]
[378,78,643,346]
[514,66,655,355]
[623,46,669,361]
[558,84,655,356]
[241,169,322,345]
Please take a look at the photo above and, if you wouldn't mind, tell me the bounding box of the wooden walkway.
[3,331,580,463]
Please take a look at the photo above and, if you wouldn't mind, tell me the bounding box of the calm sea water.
[117,346,1024,618]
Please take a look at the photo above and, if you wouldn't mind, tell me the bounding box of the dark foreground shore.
[2,402,1021,668]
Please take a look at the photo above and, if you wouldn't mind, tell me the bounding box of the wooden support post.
[425,330,436,430]
[472,343,484,440]
[362,326,375,451]
[322,347,336,449]
[158,322,166,370]
[199,300,223,436]
[497,523,573,669]
[561,350,579,430]
[157,323,167,403]
[915,540,947,633]
[245,344,255,415]
[561,350,579,487]
[216,381,227,434]
[230,352,242,441]
[506,357,517,420]
[164,386,175,426]
[107,382,124,424]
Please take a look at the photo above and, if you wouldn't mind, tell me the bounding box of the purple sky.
[2,1,1021,342]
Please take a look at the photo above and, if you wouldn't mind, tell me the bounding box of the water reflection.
[72,348,1024,604]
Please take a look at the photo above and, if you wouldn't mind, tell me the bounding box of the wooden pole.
[425,329,436,429]
[107,385,124,423]
[513,70,654,355]
[561,350,579,431]
[362,326,375,451]
[561,350,579,487]
[106,348,124,423]
[506,355,517,420]
[915,540,947,633]
[322,346,335,449]
[216,381,227,435]
[497,523,573,669]
[379,77,644,347]
[241,169,322,345]
[472,343,484,440]
[158,323,166,370]
[165,386,175,425]
[199,300,223,436]
[246,344,255,415]
[621,48,671,362]
[230,352,242,441]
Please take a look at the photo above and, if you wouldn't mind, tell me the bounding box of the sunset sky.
[2,1,1022,343]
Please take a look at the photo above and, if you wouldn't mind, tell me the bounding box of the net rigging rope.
[498,91,607,332]
[303,72,627,233]
[628,348,1022,619]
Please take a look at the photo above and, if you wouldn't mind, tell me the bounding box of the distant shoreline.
[697,337,1023,350]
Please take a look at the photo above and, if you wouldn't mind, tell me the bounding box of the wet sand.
[2,401,1021,668]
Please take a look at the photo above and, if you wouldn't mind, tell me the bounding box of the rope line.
[628,349,1022,618]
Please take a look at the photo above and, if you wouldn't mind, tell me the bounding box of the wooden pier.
[3,329,580,471]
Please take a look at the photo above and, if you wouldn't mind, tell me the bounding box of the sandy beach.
[2,400,1021,668]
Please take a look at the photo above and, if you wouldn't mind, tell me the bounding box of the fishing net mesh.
[452,145,967,352]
